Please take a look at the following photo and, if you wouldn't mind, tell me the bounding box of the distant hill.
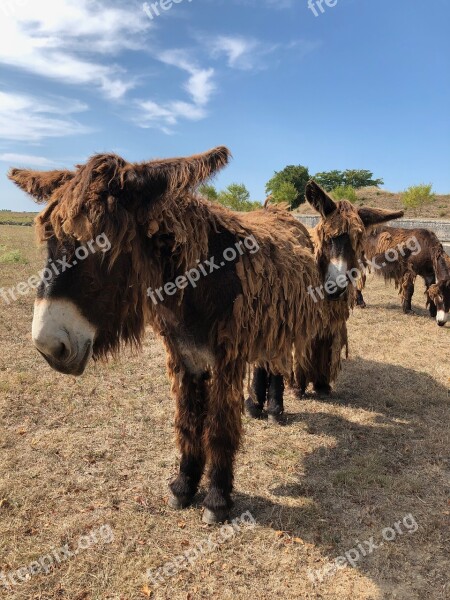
[295,187,450,220]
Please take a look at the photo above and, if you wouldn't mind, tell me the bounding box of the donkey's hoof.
[202,508,229,525]
[245,397,264,419]
[267,412,285,425]
[313,384,332,397]
[357,301,367,309]
[168,493,193,510]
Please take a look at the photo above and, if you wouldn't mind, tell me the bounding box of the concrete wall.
[295,215,450,254]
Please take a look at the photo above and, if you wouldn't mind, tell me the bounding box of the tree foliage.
[330,185,358,203]
[314,169,384,191]
[401,184,436,210]
[198,184,219,201]
[270,181,298,208]
[266,165,310,209]
[199,183,260,212]
[217,183,261,212]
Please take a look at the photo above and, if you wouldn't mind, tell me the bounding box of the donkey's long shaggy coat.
[9,147,329,522]
[358,226,450,323]
[247,184,404,419]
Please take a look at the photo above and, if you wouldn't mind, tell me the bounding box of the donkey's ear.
[434,252,450,282]
[125,146,231,197]
[8,168,75,203]
[358,207,404,228]
[305,180,336,217]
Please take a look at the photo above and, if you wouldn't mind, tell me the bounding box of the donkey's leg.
[292,354,309,397]
[312,335,333,397]
[245,366,268,419]
[266,374,285,424]
[203,361,244,524]
[169,370,208,509]
[424,275,437,318]
[401,273,415,314]
[356,289,367,309]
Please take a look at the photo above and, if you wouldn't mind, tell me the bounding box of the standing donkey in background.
[9,147,341,525]
[356,226,450,326]
[246,181,404,422]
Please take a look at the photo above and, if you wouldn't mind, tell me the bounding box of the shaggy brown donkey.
[356,227,450,326]
[9,147,336,524]
[246,182,404,421]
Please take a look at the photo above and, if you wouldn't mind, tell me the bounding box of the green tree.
[198,184,219,201]
[342,170,384,189]
[266,165,310,209]
[314,170,344,191]
[401,184,436,210]
[314,169,384,191]
[217,183,260,212]
[330,185,358,203]
[270,181,298,209]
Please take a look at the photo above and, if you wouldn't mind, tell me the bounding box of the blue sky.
[1,0,449,211]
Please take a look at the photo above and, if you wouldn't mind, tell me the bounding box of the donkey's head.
[8,146,231,375]
[306,180,404,300]
[428,251,450,326]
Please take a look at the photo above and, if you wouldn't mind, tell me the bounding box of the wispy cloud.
[159,50,216,105]
[0,92,92,142]
[136,50,216,133]
[209,35,275,71]
[0,0,151,99]
[0,153,59,167]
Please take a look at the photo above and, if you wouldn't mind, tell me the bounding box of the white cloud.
[0,0,151,99]
[0,92,92,142]
[159,50,216,105]
[199,34,280,71]
[210,36,261,70]
[0,153,58,167]
[136,50,216,133]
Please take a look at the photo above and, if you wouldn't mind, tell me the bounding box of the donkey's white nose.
[436,310,448,327]
[32,299,96,375]
[32,326,72,363]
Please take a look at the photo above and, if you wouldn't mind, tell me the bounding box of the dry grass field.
[0,224,449,600]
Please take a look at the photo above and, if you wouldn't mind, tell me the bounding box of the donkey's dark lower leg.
[425,275,437,317]
[356,289,367,308]
[313,335,333,396]
[401,275,415,313]
[245,366,268,418]
[169,371,208,509]
[203,365,244,524]
[292,360,308,397]
[266,374,285,423]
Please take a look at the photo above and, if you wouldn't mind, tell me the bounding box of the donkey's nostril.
[55,342,70,361]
